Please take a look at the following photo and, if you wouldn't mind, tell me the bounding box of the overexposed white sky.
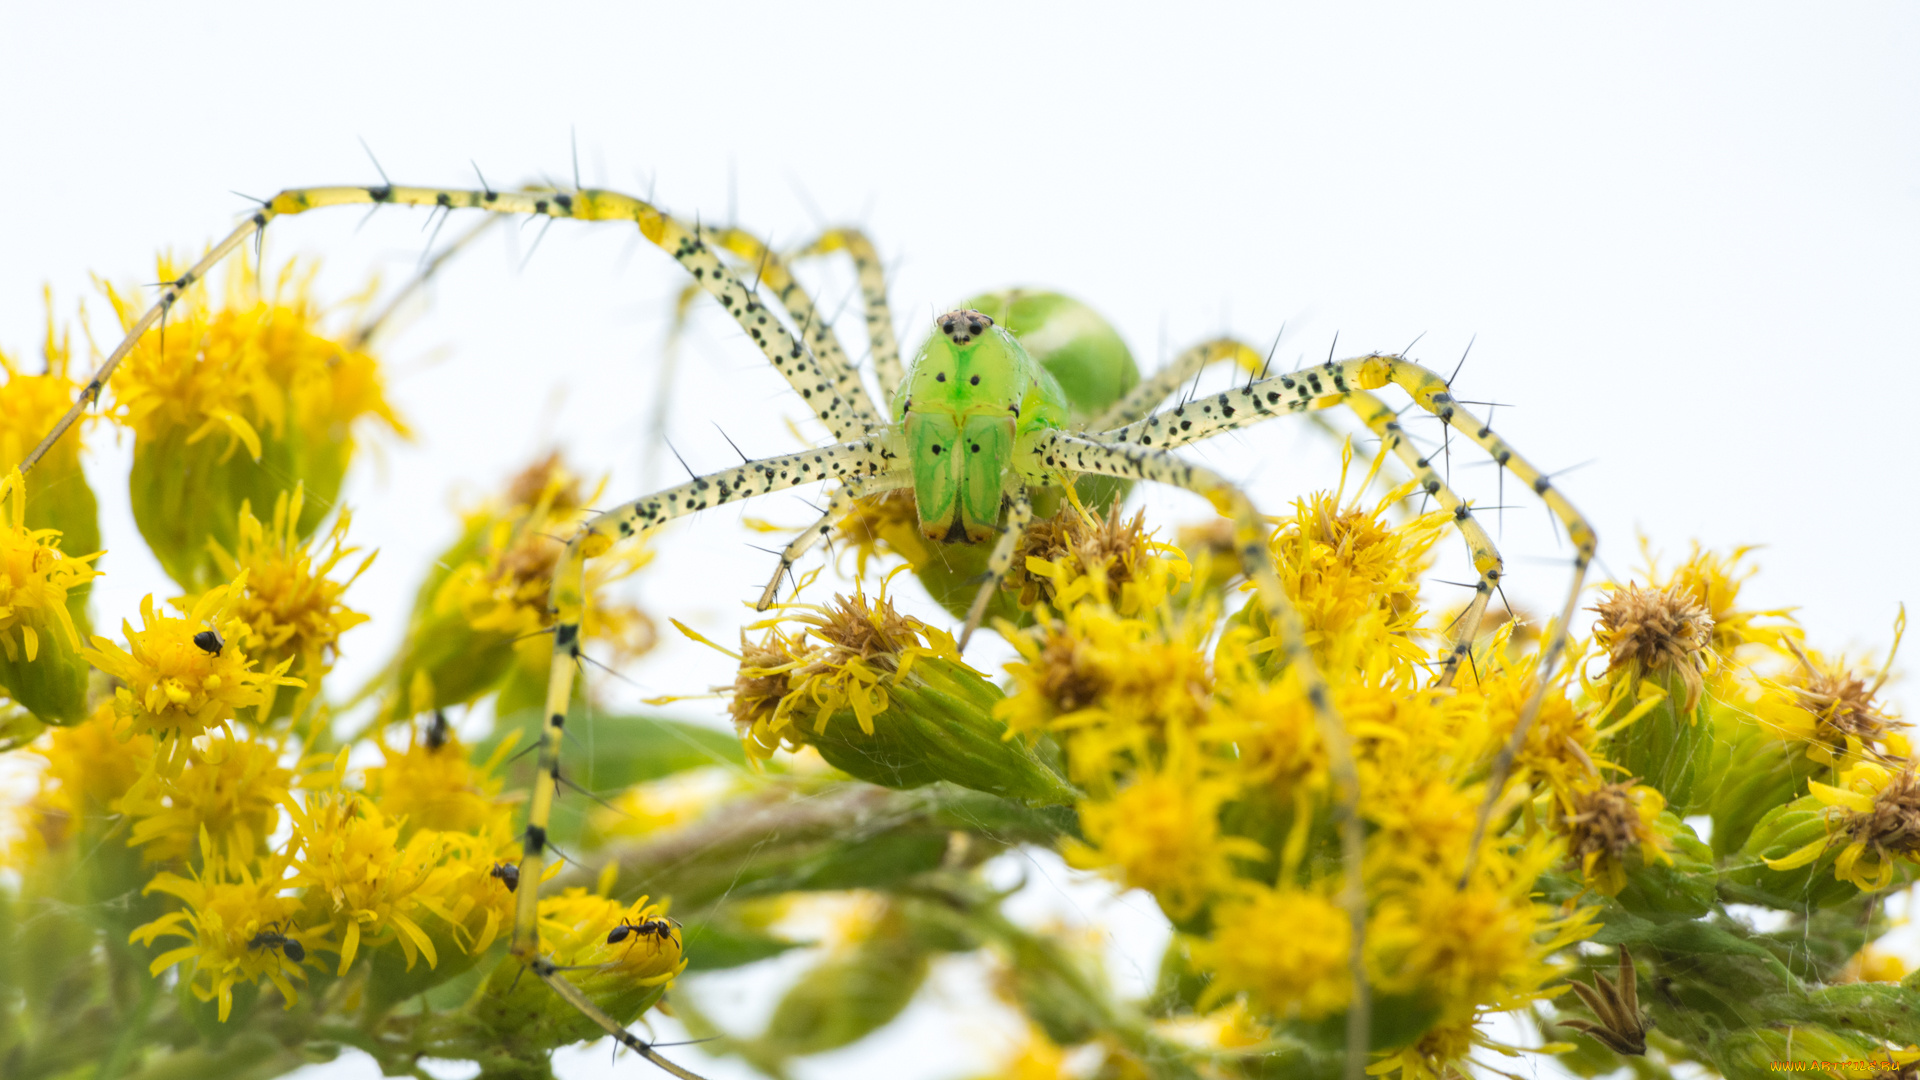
[2,3,1918,1077]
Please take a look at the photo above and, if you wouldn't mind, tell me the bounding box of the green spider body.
[888,292,1137,617]
[899,310,1067,543]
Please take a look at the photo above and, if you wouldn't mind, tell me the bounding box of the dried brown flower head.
[1009,505,1156,610]
[1560,780,1656,870]
[1035,626,1108,714]
[1842,767,1920,865]
[503,450,584,513]
[1785,637,1899,751]
[728,629,802,735]
[1592,584,1713,709]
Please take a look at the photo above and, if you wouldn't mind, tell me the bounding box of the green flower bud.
[1728,796,1856,909]
[1592,583,1716,812]
[0,470,100,723]
[102,258,405,591]
[1712,1021,1885,1080]
[386,454,653,719]
[723,587,1077,805]
[466,890,682,1056]
[1612,811,1715,919]
[1705,706,1822,858]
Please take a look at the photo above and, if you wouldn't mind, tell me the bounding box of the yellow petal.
[1763,834,1834,871]
[337,919,360,976]
[1810,780,1875,813]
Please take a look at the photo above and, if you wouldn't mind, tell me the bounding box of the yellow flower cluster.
[390,451,657,717]
[0,261,679,1064]
[100,257,407,590]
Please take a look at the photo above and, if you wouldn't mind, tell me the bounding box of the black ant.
[489,861,519,892]
[606,916,678,948]
[246,921,305,963]
[424,710,451,751]
[193,629,224,656]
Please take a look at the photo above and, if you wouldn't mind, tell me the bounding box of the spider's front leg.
[754,473,913,610]
[1018,428,1372,1068]
[514,434,891,951]
[31,184,891,485]
[505,436,891,1075]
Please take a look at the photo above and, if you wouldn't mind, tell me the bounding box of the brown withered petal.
[1036,628,1107,714]
[1845,767,1920,862]
[503,450,584,512]
[1785,637,1898,749]
[1559,944,1649,1055]
[1592,583,1713,710]
[1561,781,1651,867]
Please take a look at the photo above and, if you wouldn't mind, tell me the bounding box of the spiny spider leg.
[692,226,882,421]
[1089,339,1265,431]
[1020,428,1371,1059]
[1091,351,1596,876]
[958,487,1034,649]
[519,435,892,956]
[526,959,709,1080]
[791,229,904,400]
[1345,389,1502,687]
[497,437,892,1078]
[754,472,913,610]
[26,184,890,478]
[1082,336,1508,688]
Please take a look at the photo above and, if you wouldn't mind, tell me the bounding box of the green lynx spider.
[24,180,1596,1078]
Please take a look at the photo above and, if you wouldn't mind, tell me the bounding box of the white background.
[2,3,1917,1078]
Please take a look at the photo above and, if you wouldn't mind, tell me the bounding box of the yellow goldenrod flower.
[1756,623,1904,768]
[1763,763,1920,892]
[1592,582,1714,712]
[1367,840,1588,1024]
[0,468,101,724]
[741,573,965,743]
[1550,778,1671,896]
[1009,504,1190,619]
[411,824,522,959]
[1255,463,1447,680]
[389,452,653,716]
[700,573,1070,800]
[996,603,1214,784]
[102,256,407,590]
[1649,540,1796,658]
[362,726,516,838]
[1064,756,1263,921]
[1472,655,1598,797]
[122,728,293,866]
[200,485,372,719]
[836,488,933,581]
[130,850,310,1021]
[283,788,443,975]
[470,888,685,1050]
[85,579,302,767]
[0,298,101,570]
[1191,885,1352,1020]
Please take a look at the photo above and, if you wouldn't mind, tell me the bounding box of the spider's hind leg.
[792,229,904,401]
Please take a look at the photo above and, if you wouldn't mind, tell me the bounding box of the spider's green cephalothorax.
[899,309,1067,544]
